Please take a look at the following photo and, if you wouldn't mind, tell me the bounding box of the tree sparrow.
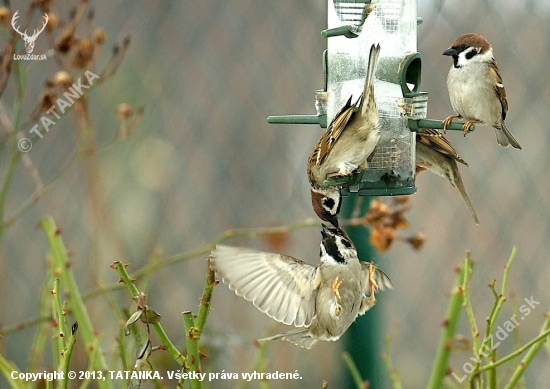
[442,33,521,149]
[209,225,392,349]
[307,44,381,188]
[310,187,341,228]
[416,129,479,224]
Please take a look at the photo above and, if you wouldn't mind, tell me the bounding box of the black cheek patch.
[323,197,336,210]
[465,49,478,60]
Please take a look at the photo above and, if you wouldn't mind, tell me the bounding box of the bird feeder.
[268,0,473,196]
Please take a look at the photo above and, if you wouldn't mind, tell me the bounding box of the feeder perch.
[267,0,473,196]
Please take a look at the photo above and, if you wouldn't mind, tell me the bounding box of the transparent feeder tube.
[327,0,424,194]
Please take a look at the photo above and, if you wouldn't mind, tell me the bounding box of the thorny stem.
[183,312,201,389]
[461,254,479,354]
[51,278,66,369]
[112,261,185,367]
[476,246,517,386]
[426,262,466,389]
[503,312,550,389]
[195,261,216,335]
[476,327,550,375]
[179,262,215,388]
[61,324,78,389]
[40,217,110,389]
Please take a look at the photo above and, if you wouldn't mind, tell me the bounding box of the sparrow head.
[311,187,342,228]
[320,225,357,264]
[443,33,493,68]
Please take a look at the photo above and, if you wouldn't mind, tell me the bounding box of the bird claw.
[442,115,461,134]
[462,120,480,137]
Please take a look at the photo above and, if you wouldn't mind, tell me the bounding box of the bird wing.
[490,60,508,121]
[416,129,468,166]
[308,95,358,167]
[210,245,321,327]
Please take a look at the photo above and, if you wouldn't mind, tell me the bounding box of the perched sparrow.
[209,225,392,349]
[307,44,381,188]
[416,129,479,224]
[310,187,341,228]
[442,33,522,149]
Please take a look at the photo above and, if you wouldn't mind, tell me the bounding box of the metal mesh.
[1,1,549,388]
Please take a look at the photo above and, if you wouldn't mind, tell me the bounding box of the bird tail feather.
[495,123,522,150]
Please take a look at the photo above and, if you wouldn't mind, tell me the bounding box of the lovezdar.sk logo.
[11,10,48,60]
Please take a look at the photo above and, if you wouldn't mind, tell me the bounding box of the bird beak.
[326,214,339,228]
[321,224,334,239]
[442,47,457,56]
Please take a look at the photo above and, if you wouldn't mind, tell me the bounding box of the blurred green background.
[1,1,549,388]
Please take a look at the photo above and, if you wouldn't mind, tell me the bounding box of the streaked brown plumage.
[416,129,479,224]
[307,44,381,188]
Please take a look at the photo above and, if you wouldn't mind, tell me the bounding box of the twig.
[342,352,365,389]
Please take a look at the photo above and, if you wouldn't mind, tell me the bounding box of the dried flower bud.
[56,32,76,54]
[46,12,59,30]
[72,39,94,68]
[0,7,10,26]
[117,103,133,119]
[92,27,106,45]
[38,0,53,9]
[53,71,72,87]
[370,226,394,253]
[407,232,425,251]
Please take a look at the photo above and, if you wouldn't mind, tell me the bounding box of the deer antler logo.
[11,11,49,54]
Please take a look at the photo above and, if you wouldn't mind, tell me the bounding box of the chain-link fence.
[1,1,549,388]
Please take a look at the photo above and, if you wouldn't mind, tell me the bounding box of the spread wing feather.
[210,245,321,327]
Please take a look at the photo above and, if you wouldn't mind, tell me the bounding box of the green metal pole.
[341,193,387,389]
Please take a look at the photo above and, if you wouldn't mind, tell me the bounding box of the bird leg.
[332,275,343,301]
[332,275,343,315]
[368,262,379,297]
[442,114,461,133]
[462,119,481,136]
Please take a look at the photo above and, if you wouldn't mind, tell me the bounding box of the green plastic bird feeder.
[267,0,474,197]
